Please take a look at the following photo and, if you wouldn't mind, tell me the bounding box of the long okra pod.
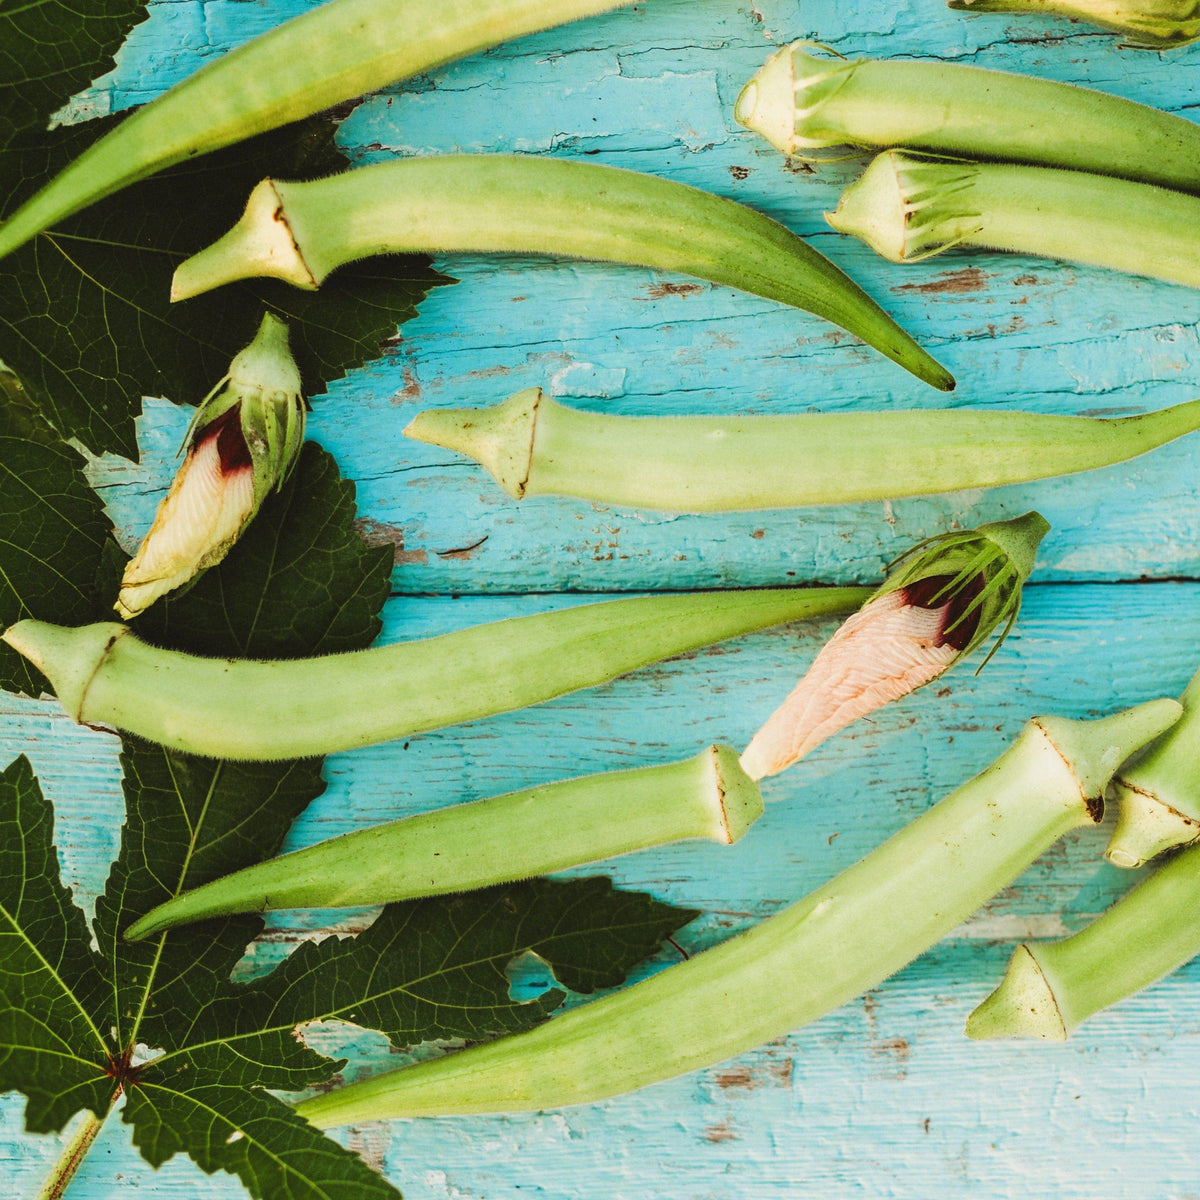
[1,587,868,761]
[170,157,954,391]
[967,838,1200,1041]
[0,0,634,263]
[736,44,1200,186]
[294,700,1180,1123]
[125,745,760,940]
[828,151,1200,291]
[405,387,1200,512]
[1106,664,1200,868]
[949,0,1200,50]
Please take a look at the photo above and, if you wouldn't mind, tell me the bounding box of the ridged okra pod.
[829,151,1200,291]
[0,0,634,263]
[1106,664,1200,868]
[1,586,868,761]
[736,43,1200,188]
[949,0,1200,50]
[405,386,1200,512]
[125,745,761,941]
[294,700,1180,1124]
[170,156,954,391]
[967,838,1200,1040]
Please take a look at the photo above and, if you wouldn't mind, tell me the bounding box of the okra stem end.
[1035,700,1182,803]
[1,619,127,716]
[172,178,316,301]
[734,45,799,155]
[1105,781,1200,869]
[965,945,1067,1041]
[404,388,542,500]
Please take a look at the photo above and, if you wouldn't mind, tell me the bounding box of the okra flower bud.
[115,314,305,619]
[740,511,1049,780]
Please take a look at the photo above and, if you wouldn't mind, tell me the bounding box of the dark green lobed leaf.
[0,371,117,695]
[0,756,113,1132]
[0,114,450,458]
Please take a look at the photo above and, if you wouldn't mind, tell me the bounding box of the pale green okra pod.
[294,700,1180,1123]
[0,0,635,263]
[125,744,761,941]
[1,587,868,761]
[829,150,1200,291]
[1107,663,1200,868]
[736,43,1200,187]
[405,386,1200,512]
[967,838,1200,1041]
[949,0,1200,50]
[170,156,953,391]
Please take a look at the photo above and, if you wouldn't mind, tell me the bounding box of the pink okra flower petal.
[740,512,1050,782]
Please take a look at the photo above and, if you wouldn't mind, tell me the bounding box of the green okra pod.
[949,0,1200,50]
[967,838,1200,1041]
[125,744,761,941]
[1,586,868,761]
[293,700,1180,1123]
[736,43,1200,187]
[0,0,634,263]
[405,386,1200,512]
[1106,664,1200,868]
[828,150,1200,290]
[170,156,954,391]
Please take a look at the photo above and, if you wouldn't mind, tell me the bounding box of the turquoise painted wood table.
[4,1,1200,1196]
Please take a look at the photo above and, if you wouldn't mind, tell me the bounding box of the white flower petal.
[739,589,960,781]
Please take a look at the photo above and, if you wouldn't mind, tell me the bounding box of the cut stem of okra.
[0,0,635,263]
[405,387,1200,512]
[949,0,1200,50]
[1,586,869,761]
[828,150,1200,291]
[170,156,955,392]
[294,700,1180,1124]
[736,43,1200,186]
[967,837,1200,1041]
[1107,663,1200,868]
[124,745,760,941]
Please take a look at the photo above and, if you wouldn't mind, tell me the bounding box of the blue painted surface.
[6,0,1200,1196]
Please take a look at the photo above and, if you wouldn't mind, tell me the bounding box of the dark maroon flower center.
[198,402,252,474]
[901,572,986,652]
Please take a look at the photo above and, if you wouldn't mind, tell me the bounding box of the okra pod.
[967,838,1200,1041]
[0,0,634,263]
[1,587,868,761]
[736,43,1200,187]
[170,156,954,391]
[405,387,1200,512]
[125,745,760,941]
[829,150,1200,291]
[949,0,1200,50]
[294,700,1179,1123]
[1106,664,1200,868]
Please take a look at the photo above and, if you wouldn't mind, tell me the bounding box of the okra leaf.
[0,114,450,459]
[0,0,146,166]
[0,370,116,696]
[0,756,112,1134]
[1,442,695,1199]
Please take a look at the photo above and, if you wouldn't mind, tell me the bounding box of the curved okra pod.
[170,157,954,391]
[0,586,869,761]
[828,151,1200,290]
[967,838,1200,1041]
[125,745,760,941]
[293,700,1180,1123]
[0,0,635,263]
[1106,664,1200,868]
[405,386,1200,512]
[949,0,1200,50]
[736,43,1200,186]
